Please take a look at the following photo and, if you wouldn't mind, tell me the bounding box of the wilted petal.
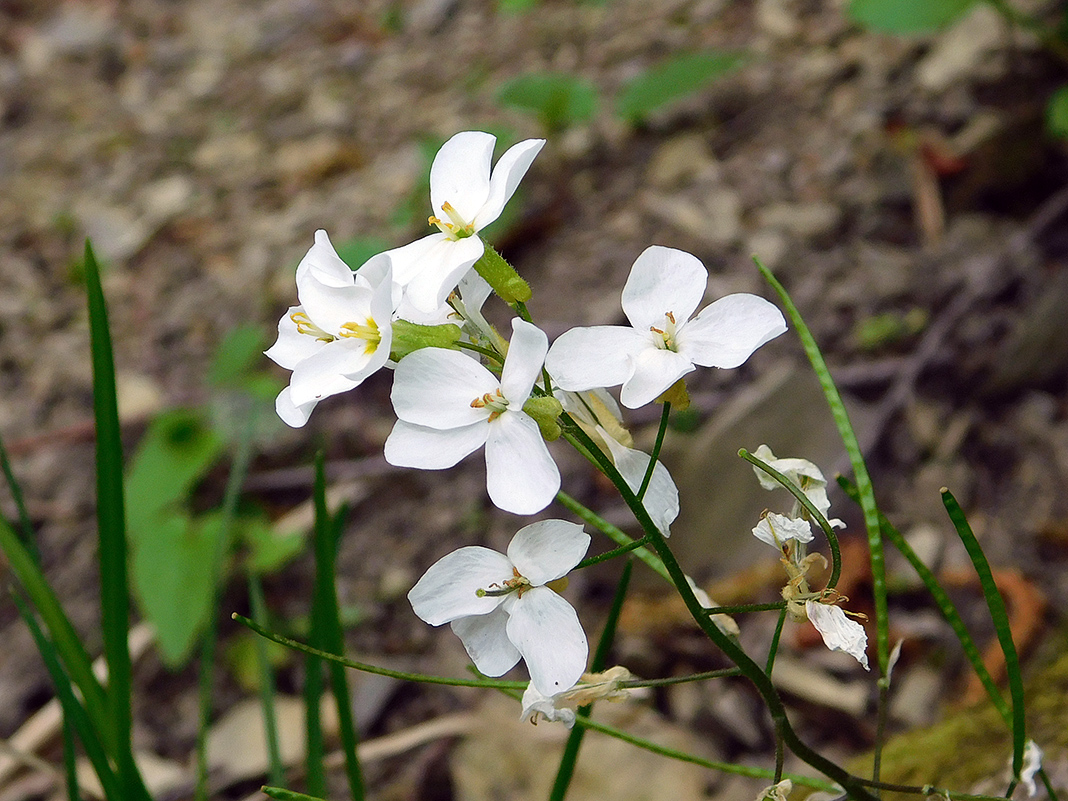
[506,587,587,696]
[430,131,496,223]
[619,347,694,409]
[452,606,521,677]
[752,512,814,548]
[680,294,786,369]
[295,229,356,288]
[485,412,560,515]
[499,318,548,406]
[475,138,545,229]
[520,682,577,728]
[805,601,869,670]
[621,246,707,332]
[275,387,317,429]
[1021,740,1043,798]
[600,430,678,536]
[384,420,488,469]
[545,326,646,392]
[408,546,512,625]
[391,348,498,429]
[507,520,589,586]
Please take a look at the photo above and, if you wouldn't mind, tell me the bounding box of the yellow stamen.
[290,311,336,342]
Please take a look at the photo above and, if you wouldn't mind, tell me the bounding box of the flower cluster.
[266,130,790,706]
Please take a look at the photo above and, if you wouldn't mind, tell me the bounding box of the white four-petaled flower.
[387,131,544,313]
[384,318,560,515]
[805,600,869,670]
[545,246,787,409]
[408,520,590,696]
[265,230,394,428]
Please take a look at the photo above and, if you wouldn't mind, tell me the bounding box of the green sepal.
[522,396,563,440]
[473,245,532,304]
[390,320,462,360]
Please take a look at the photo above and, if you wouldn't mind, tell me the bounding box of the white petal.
[474,138,545,229]
[621,246,707,331]
[451,606,521,676]
[619,348,694,409]
[274,387,317,428]
[288,342,370,407]
[485,412,560,515]
[391,348,498,428]
[265,306,315,370]
[295,230,356,288]
[354,250,392,289]
[680,293,787,369]
[407,546,512,625]
[386,233,451,289]
[506,587,587,696]
[499,318,548,407]
[545,326,647,392]
[430,131,495,223]
[805,601,869,670]
[507,520,589,586]
[751,513,814,548]
[1021,740,1043,798]
[458,269,493,313]
[521,682,577,728]
[298,279,375,339]
[600,431,679,536]
[384,420,488,470]
[404,234,486,314]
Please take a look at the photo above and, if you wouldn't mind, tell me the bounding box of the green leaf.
[497,0,539,12]
[208,324,271,389]
[847,0,976,33]
[1046,85,1068,140]
[616,50,746,124]
[132,513,224,667]
[242,516,305,575]
[125,409,223,531]
[496,72,598,132]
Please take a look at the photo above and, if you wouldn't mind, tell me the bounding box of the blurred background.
[1,0,1067,798]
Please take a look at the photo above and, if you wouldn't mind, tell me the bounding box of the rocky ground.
[1,0,1068,799]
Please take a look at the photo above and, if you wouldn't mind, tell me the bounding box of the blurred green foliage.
[847,0,976,33]
[496,73,598,133]
[616,50,747,124]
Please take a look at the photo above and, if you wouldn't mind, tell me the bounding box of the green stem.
[560,414,879,801]
[637,403,670,500]
[249,575,285,788]
[706,602,786,615]
[574,536,653,570]
[623,668,742,688]
[766,607,788,676]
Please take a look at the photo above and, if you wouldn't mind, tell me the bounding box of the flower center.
[291,311,381,354]
[649,311,679,351]
[429,201,476,241]
[476,566,532,598]
[470,388,509,421]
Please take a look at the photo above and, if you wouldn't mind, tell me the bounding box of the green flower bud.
[522,395,564,441]
[473,245,532,304]
[390,320,462,361]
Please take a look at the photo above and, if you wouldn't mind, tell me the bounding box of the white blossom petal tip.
[805,600,869,670]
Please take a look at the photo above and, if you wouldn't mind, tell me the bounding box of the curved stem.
[637,402,670,500]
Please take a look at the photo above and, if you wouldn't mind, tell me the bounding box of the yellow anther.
[290,311,336,342]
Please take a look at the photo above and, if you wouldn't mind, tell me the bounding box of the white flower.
[265,230,394,427]
[805,600,869,670]
[387,131,544,313]
[752,512,815,549]
[597,426,679,537]
[545,246,787,408]
[521,683,578,728]
[1020,739,1044,798]
[752,444,845,529]
[384,318,560,515]
[408,520,590,696]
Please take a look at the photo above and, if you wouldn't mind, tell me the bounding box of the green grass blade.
[0,518,113,749]
[313,488,365,801]
[0,432,37,558]
[263,787,330,801]
[83,240,143,797]
[549,560,633,801]
[303,453,330,798]
[838,476,1011,727]
[13,593,121,800]
[941,488,1025,782]
[250,574,286,788]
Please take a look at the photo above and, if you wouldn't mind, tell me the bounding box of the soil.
[1,0,1068,799]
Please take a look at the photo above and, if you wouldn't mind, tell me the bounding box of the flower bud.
[390,320,462,360]
[522,395,564,440]
[473,245,532,304]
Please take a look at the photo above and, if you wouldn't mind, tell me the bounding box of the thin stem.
[455,341,504,363]
[765,607,788,676]
[234,614,528,688]
[623,668,742,688]
[249,575,285,787]
[637,402,670,500]
[0,432,36,558]
[574,536,653,570]
[706,601,786,616]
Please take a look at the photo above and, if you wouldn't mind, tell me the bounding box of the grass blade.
[263,787,330,801]
[941,488,1025,784]
[13,593,121,799]
[838,476,1011,727]
[311,483,365,801]
[250,574,286,788]
[0,432,36,557]
[303,452,330,798]
[83,240,145,798]
[549,559,632,801]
